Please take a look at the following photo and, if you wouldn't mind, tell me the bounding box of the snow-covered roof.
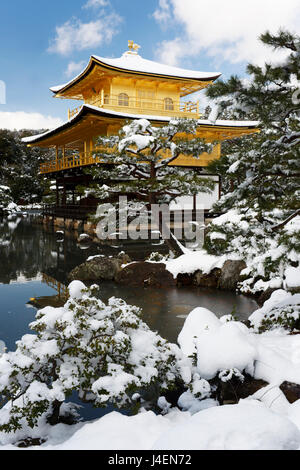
[92,52,221,80]
[50,52,221,94]
[22,105,259,145]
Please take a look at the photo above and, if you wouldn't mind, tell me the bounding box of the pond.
[0,214,258,420]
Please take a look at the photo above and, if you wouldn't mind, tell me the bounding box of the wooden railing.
[39,152,105,174]
[68,95,200,120]
[68,105,83,120]
[39,143,220,174]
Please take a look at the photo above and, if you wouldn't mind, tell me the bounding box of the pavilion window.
[164,97,174,111]
[136,89,155,108]
[104,94,110,105]
[118,93,129,107]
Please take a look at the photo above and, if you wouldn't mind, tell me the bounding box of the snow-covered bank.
[157,211,300,297]
[2,400,298,450]
[165,249,234,278]
[154,401,300,450]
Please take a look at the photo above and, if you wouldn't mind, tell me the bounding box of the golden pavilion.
[23,41,259,220]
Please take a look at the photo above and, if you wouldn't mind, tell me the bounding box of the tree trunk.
[158,210,185,258]
[149,188,185,258]
[47,400,63,426]
[149,162,185,257]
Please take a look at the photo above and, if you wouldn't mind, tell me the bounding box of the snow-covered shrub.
[146,252,172,263]
[0,282,187,434]
[205,210,300,294]
[249,290,300,333]
[0,186,13,211]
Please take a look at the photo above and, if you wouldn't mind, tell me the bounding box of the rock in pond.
[115,262,176,287]
[68,252,131,282]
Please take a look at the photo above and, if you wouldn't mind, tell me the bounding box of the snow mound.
[153,400,300,450]
[178,298,300,386]
[68,281,86,300]
[177,307,221,357]
[42,409,190,450]
[178,307,255,379]
[195,321,256,380]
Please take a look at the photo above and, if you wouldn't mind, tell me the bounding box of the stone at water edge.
[257,287,281,306]
[218,260,247,291]
[193,267,222,288]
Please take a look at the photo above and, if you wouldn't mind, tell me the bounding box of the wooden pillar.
[193,194,197,221]
[84,141,87,162]
[55,146,59,171]
[62,146,66,168]
[62,180,66,206]
[110,77,114,106]
[56,180,59,206]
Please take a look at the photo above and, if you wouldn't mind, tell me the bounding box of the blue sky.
[0,0,299,129]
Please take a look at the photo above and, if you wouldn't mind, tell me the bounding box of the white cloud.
[153,0,171,24]
[82,0,109,8]
[65,60,86,78]
[153,0,300,66]
[0,112,63,131]
[48,14,121,56]
[83,0,109,8]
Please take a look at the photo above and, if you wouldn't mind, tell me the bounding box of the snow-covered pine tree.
[86,118,216,256]
[204,30,300,293]
[0,129,54,204]
[0,185,13,212]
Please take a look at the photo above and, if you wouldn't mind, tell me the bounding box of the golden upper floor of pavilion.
[50,42,222,120]
[23,42,259,175]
